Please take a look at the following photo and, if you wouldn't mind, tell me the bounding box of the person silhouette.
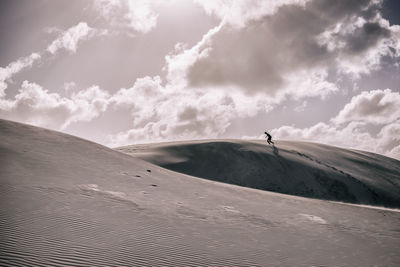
[264,131,274,145]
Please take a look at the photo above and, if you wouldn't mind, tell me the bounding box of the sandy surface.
[117,139,400,208]
[1,119,400,266]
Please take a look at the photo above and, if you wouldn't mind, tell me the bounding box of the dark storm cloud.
[345,22,391,54]
[187,0,393,94]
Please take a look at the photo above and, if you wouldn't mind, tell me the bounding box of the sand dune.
[1,119,400,266]
[117,140,400,208]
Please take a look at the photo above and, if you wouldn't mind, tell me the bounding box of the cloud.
[294,101,308,112]
[166,0,398,99]
[320,13,400,77]
[284,69,339,99]
[333,89,400,124]
[2,0,398,155]
[0,22,104,98]
[344,22,390,53]
[0,71,271,147]
[0,73,269,146]
[94,0,158,34]
[106,75,271,146]
[47,22,105,54]
[272,121,375,151]
[0,53,41,97]
[273,120,400,159]
[0,81,110,130]
[165,24,223,87]
[377,122,400,159]
[107,82,398,154]
[193,0,308,27]
[272,88,400,159]
[107,76,233,145]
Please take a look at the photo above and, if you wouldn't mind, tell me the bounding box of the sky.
[0,0,399,159]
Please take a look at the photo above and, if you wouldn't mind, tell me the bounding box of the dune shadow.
[273,144,279,157]
[118,140,400,208]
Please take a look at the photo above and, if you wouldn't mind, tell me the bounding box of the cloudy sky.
[1,0,399,159]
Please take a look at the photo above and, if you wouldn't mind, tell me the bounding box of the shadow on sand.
[272,144,279,157]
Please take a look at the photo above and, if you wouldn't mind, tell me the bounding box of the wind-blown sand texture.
[1,119,400,266]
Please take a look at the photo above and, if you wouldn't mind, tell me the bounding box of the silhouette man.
[264,131,274,145]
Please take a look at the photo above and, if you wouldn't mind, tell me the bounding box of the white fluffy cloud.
[273,121,375,151]
[0,53,41,97]
[193,0,308,27]
[0,22,103,99]
[377,122,400,159]
[4,79,395,158]
[0,22,106,129]
[94,0,158,34]
[284,69,339,100]
[0,81,110,130]
[272,88,400,159]
[0,74,270,146]
[107,76,270,146]
[47,22,105,54]
[333,89,400,125]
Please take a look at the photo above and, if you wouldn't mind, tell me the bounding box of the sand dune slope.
[117,140,400,208]
[1,119,400,266]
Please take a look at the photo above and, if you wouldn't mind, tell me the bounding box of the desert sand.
[117,139,400,208]
[1,119,400,266]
